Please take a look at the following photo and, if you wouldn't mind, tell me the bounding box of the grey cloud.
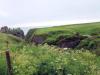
[0,0,100,26]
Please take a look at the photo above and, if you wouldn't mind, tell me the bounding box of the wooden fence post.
[5,50,13,75]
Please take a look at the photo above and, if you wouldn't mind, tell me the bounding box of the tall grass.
[11,44,100,75]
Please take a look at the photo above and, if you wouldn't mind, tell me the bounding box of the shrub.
[11,44,100,75]
[77,38,97,50]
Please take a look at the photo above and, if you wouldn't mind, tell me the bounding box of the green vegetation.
[0,22,100,75]
[26,22,100,44]
[0,32,24,49]
[26,22,100,50]
[35,22,100,35]
[0,32,24,75]
[1,44,100,75]
[0,26,25,38]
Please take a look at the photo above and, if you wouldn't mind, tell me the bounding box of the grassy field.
[26,22,100,43]
[0,22,100,75]
[0,44,100,75]
[0,32,24,49]
[26,22,100,50]
[0,32,24,75]
[35,22,100,35]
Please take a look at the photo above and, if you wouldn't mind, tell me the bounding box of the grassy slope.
[27,22,100,42]
[0,33,24,43]
[0,32,24,50]
[0,32,24,75]
[35,22,100,35]
[0,22,100,75]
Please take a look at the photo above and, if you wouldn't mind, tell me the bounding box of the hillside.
[27,22,100,38]
[34,22,100,35]
[0,32,25,75]
[26,22,100,49]
[0,32,24,50]
[0,22,100,75]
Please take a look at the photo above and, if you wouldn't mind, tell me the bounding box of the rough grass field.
[1,44,100,75]
[0,32,24,75]
[35,22,100,35]
[26,22,100,44]
[0,32,24,49]
[0,22,100,75]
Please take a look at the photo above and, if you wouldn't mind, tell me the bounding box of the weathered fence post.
[5,50,13,75]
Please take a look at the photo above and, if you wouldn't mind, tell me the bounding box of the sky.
[0,0,100,29]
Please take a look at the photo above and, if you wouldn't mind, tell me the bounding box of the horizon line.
[0,19,100,28]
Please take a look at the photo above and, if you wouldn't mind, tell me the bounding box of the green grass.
[26,22,100,44]
[1,44,99,75]
[0,32,24,43]
[0,32,24,50]
[12,44,100,75]
[0,22,100,75]
[0,44,100,75]
[0,32,24,75]
[35,22,100,35]
[0,55,7,75]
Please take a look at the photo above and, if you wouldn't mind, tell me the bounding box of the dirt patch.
[57,35,87,48]
[31,35,47,45]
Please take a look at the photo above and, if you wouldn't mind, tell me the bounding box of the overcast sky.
[0,0,100,28]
